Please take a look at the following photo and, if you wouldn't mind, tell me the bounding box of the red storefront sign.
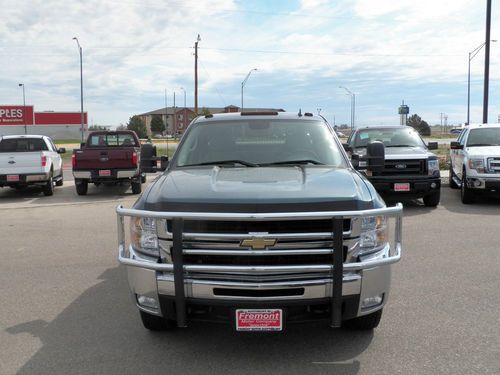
[0,106,34,125]
[35,112,87,126]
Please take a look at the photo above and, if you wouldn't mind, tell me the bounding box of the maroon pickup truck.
[72,131,156,195]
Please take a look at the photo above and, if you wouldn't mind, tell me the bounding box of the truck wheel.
[56,170,64,186]
[76,180,88,196]
[43,173,54,196]
[423,190,440,207]
[449,167,459,189]
[344,309,383,330]
[141,173,147,184]
[131,180,142,194]
[140,310,175,331]
[460,169,474,204]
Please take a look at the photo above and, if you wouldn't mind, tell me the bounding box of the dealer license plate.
[236,309,282,331]
[99,169,111,177]
[394,183,410,192]
[7,175,19,182]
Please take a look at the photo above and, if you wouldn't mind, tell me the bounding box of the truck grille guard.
[117,204,403,328]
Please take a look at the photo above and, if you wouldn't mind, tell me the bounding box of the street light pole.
[18,83,26,135]
[180,87,186,108]
[72,37,84,142]
[483,0,492,124]
[339,86,355,130]
[194,34,200,115]
[241,68,257,111]
[467,39,496,125]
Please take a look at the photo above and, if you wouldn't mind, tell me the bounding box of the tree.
[127,115,147,138]
[116,123,127,131]
[201,107,211,116]
[407,114,431,136]
[150,115,165,134]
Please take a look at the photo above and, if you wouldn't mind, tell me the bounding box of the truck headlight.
[427,158,439,176]
[468,158,485,173]
[130,217,159,257]
[359,216,388,255]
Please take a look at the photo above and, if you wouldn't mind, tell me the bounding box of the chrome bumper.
[117,204,403,326]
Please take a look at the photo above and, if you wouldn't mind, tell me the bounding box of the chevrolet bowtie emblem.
[240,238,277,250]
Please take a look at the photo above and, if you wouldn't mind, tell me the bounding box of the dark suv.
[346,126,441,207]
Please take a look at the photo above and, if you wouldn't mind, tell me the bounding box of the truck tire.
[460,169,474,204]
[140,310,175,331]
[344,309,383,330]
[76,180,88,196]
[449,167,459,189]
[423,190,440,207]
[43,172,54,196]
[131,180,142,194]
[55,170,64,186]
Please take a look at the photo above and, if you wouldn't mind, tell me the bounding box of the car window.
[458,129,468,145]
[466,128,500,147]
[88,133,136,147]
[175,119,346,167]
[0,138,49,152]
[353,128,425,148]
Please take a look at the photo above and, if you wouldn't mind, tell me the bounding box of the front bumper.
[370,175,441,198]
[117,205,403,328]
[465,175,500,192]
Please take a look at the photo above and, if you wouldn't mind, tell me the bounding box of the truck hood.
[354,146,434,159]
[465,146,500,157]
[138,166,383,212]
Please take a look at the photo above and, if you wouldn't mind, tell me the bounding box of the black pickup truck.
[346,126,441,207]
[116,112,403,332]
[72,130,159,195]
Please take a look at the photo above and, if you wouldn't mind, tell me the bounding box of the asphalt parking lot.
[0,174,499,375]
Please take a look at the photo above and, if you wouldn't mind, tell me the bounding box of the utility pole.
[483,0,492,123]
[18,83,26,135]
[73,37,84,142]
[164,89,169,155]
[173,91,177,136]
[194,34,200,115]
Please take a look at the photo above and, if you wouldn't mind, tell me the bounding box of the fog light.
[137,295,158,309]
[361,294,384,309]
[474,180,482,187]
[430,182,437,189]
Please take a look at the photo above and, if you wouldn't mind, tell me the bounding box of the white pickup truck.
[449,124,500,203]
[0,135,65,196]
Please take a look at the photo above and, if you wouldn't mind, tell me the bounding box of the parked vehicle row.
[0,131,165,197]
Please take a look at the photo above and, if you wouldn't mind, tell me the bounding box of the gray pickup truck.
[346,126,441,207]
[117,112,403,332]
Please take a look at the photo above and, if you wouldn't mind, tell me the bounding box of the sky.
[1,0,500,127]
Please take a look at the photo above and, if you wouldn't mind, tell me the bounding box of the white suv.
[449,124,500,203]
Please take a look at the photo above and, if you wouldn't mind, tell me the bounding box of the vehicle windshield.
[175,119,346,167]
[353,127,425,148]
[87,133,136,147]
[466,128,500,147]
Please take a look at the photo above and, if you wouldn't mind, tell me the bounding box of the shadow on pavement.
[7,266,371,375]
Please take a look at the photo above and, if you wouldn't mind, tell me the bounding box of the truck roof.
[0,134,47,140]
[192,111,322,124]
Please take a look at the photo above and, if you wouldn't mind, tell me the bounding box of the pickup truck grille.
[160,219,352,282]
[487,158,500,173]
[377,159,426,176]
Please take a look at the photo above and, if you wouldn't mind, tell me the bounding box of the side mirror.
[342,143,352,153]
[366,141,385,172]
[57,148,66,154]
[427,142,438,150]
[351,153,360,168]
[80,142,86,148]
[159,156,169,171]
[450,141,463,150]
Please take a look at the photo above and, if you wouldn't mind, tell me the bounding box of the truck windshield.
[87,133,136,147]
[175,119,346,167]
[0,138,48,152]
[466,128,500,147]
[353,128,425,148]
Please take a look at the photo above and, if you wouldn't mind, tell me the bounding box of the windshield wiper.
[261,159,325,166]
[183,160,258,167]
[467,143,493,147]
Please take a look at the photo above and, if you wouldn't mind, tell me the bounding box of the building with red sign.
[0,105,88,140]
